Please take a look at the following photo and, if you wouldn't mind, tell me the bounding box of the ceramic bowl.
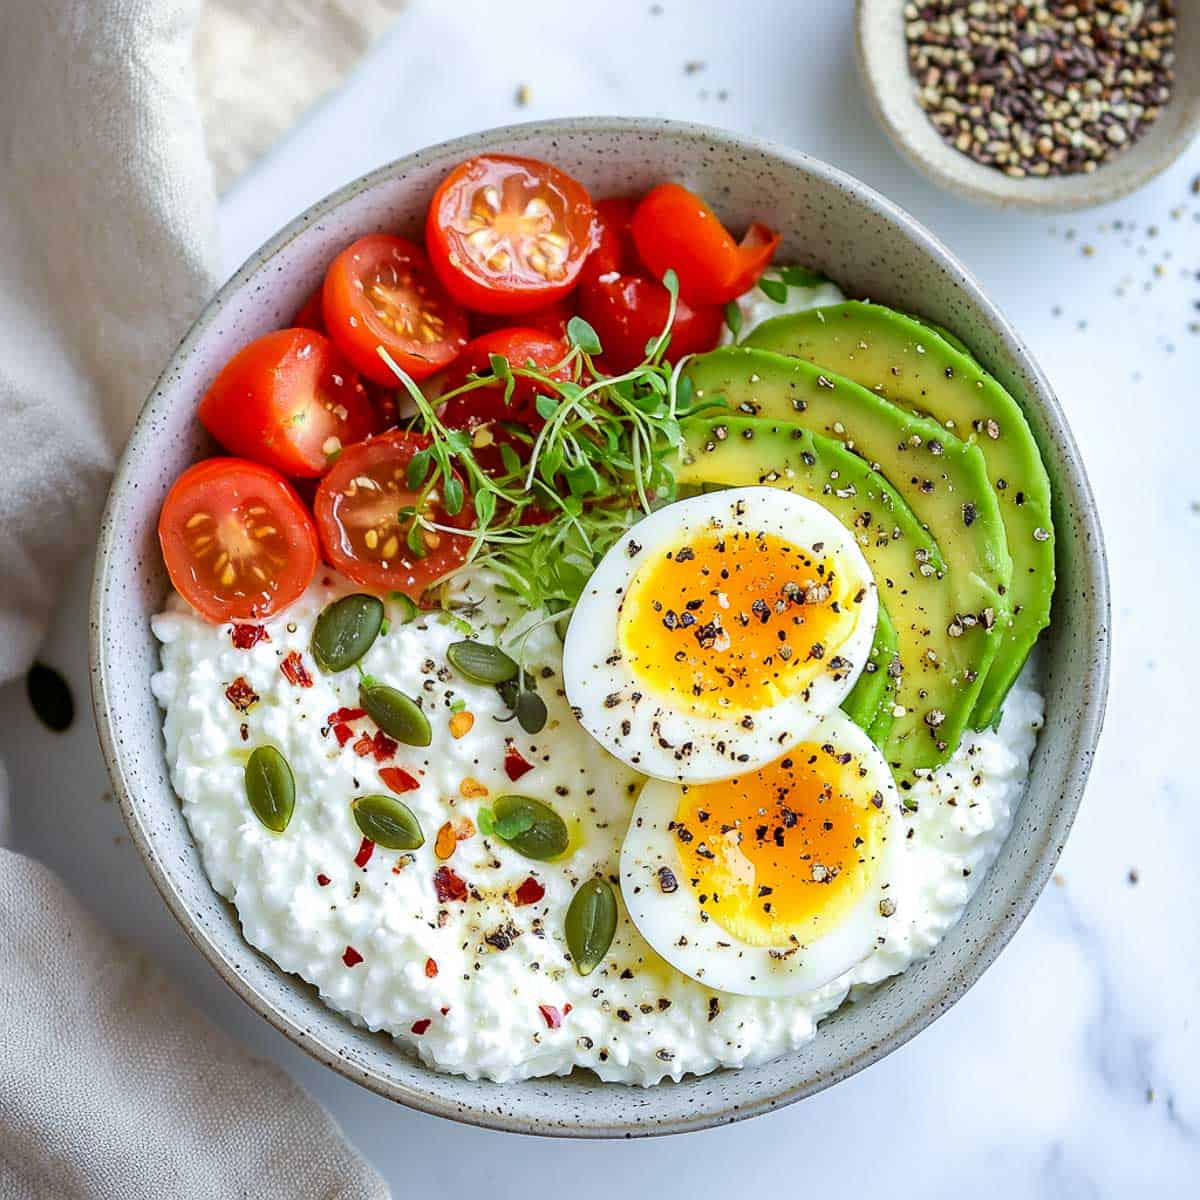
[90,117,1109,1137]
[857,0,1200,211]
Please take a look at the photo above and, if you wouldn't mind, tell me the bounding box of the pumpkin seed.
[351,794,424,850]
[389,591,419,623]
[311,593,384,673]
[26,662,73,732]
[515,689,548,734]
[446,639,519,685]
[245,746,295,833]
[565,877,617,976]
[492,794,568,860]
[360,681,431,746]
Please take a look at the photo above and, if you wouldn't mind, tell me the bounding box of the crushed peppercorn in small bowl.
[91,117,1109,1137]
[857,0,1200,211]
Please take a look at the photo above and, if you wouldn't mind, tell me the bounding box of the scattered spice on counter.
[906,1,1177,179]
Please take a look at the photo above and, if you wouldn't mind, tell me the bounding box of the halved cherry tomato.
[323,234,469,386]
[314,431,474,597]
[579,197,641,286]
[292,286,326,332]
[471,296,575,340]
[426,155,597,315]
[577,273,724,375]
[435,328,568,429]
[629,183,779,306]
[158,458,319,623]
[198,329,374,479]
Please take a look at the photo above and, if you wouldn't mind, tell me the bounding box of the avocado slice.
[842,602,898,736]
[677,415,995,783]
[743,302,1054,726]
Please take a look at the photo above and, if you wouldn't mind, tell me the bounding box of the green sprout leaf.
[566,315,602,355]
[758,275,788,303]
[724,300,743,338]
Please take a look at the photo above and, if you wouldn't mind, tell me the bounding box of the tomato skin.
[577,273,724,374]
[292,286,326,332]
[630,183,779,306]
[158,457,319,623]
[579,197,641,286]
[471,296,574,340]
[426,155,597,315]
[198,329,374,479]
[314,431,474,597]
[435,328,568,429]
[323,234,469,386]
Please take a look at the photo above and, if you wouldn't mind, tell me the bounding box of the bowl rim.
[855,0,1200,212]
[90,115,1110,1137]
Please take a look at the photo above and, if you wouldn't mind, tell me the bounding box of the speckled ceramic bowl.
[857,0,1200,211]
[90,118,1109,1137]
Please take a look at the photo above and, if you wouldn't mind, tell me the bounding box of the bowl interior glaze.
[91,118,1109,1137]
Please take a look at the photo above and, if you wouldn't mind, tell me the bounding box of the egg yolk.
[617,529,863,716]
[670,743,887,948]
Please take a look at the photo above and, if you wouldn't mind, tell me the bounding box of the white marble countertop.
[2,0,1197,1193]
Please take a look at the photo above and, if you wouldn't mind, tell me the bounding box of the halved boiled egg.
[619,710,902,996]
[562,487,878,782]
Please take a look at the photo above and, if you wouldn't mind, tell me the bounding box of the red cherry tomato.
[577,273,724,375]
[629,183,779,306]
[471,296,575,341]
[435,328,568,429]
[158,458,319,623]
[426,155,597,315]
[322,234,469,386]
[198,329,374,479]
[314,431,474,597]
[579,197,641,286]
[292,287,326,332]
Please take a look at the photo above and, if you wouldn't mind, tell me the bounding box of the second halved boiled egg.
[562,487,878,782]
[619,709,903,996]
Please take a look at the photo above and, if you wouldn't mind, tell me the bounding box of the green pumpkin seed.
[446,639,519,685]
[492,794,568,861]
[565,877,617,976]
[360,681,431,746]
[389,592,419,624]
[515,689,547,734]
[351,794,424,850]
[311,593,384,673]
[245,746,295,833]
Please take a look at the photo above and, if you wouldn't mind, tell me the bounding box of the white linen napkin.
[0,2,395,1194]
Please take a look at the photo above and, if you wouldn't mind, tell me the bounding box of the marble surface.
[1,0,1197,1193]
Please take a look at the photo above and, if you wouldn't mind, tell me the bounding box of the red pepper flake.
[563,1003,572,1015]
[410,1018,432,1035]
[538,1004,563,1029]
[371,730,398,762]
[514,876,545,906]
[328,707,366,723]
[231,623,269,649]
[352,733,374,757]
[239,722,249,742]
[504,741,534,782]
[439,1006,450,1016]
[316,873,331,887]
[332,722,355,747]
[280,651,313,688]
[425,957,438,978]
[433,865,468,903]
[379,766,420,794]
[224,675,259,713]
[354,837,375,869]
[342,946,363,968]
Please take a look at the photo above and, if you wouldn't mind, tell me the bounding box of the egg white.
[562,487,878,783]
[619,709,903,997]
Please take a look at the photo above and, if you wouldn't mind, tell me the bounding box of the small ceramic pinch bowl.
[857,0,1200,211]
[91,117,1110,1137]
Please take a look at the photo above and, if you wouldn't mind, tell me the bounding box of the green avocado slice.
[677,415,994,783]
[743,302,1054,726]
[842,602,898,737]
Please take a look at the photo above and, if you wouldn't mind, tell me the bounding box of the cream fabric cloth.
[0,1,397,1195]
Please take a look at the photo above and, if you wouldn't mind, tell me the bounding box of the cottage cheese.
[152,570,1042,1085]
